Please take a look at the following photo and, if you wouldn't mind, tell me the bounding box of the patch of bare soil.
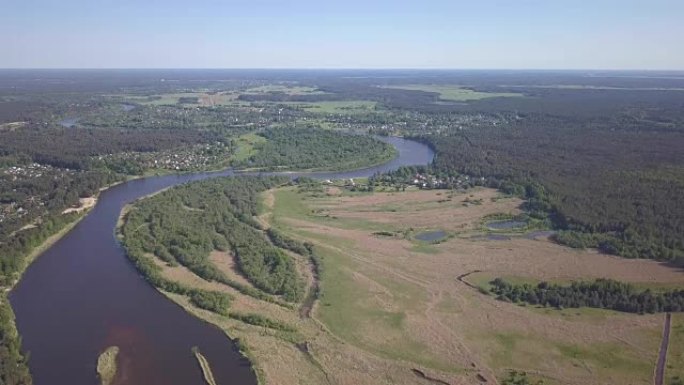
[62,196,97,214]
[325,186,342,196]
[208,250,253,288]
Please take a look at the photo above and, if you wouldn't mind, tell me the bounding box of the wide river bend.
[9,137,434,385]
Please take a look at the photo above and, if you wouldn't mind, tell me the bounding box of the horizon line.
[1,67,684,72]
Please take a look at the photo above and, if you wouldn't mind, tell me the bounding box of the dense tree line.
[490,278,684,314]
[235,128,396,171]
[121,176,305,303]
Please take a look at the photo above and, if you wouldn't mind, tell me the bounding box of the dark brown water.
[9,137,434,385]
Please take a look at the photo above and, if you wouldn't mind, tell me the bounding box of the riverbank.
[0,201,95,385]
[9,172,133,290]
[0,176,126,383]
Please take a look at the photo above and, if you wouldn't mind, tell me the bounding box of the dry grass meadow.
[146,185,684,385]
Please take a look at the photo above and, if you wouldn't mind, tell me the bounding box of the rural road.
[654,312,672,385]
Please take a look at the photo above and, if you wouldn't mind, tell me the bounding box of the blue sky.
[2,0,683,69]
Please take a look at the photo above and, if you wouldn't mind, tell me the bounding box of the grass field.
[384,84,523,101]
[666,314,684,383]
[282,100,378,114]
[229,132,267,163]
[266,185,683,385]
[120,92,242,106]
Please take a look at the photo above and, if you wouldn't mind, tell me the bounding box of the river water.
[9,137,434,385]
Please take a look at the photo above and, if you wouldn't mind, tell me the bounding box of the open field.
[229,132,267,163]
[243,85,326,95]
[266,185,684,385]
[118,92,242,106]
[136,182,684,385]
[281,100,378,114]
[382,84,523,101]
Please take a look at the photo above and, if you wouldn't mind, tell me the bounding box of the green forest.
[490,278,684,314]
[235,127,396,171]
[120,176,305,304]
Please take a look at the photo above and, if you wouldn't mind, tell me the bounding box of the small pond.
[415,230,448,242]
[486,220,527,230]
[525,230,555,240]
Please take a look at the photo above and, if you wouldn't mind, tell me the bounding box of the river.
[9,137,434,385]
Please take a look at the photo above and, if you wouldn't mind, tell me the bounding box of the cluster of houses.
[2,163,55,180]
[98,142,232,172]
[410,173,485,190]
[1,164,59,225]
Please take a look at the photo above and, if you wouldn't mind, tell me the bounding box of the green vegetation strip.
[229,312,296,332]
[97,346,119,385]
[490,278,684,314]
[383,84,522,101]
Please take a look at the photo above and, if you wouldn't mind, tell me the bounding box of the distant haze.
[2,0,683,70]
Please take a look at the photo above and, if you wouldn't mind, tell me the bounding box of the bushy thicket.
[228,312,295,332]
[502,371,544,385]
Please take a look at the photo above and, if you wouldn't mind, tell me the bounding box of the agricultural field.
[229,133,267,163]
[116,92,243,106]
[242,84,326,95]
[382,84,523,101]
